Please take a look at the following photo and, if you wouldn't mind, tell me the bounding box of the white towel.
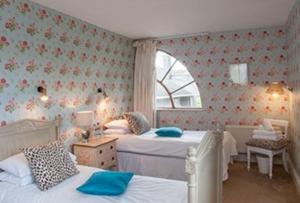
[253,129,282,136]
[252,134,281,141]
[252,129,282,141]
[262,119,274,131]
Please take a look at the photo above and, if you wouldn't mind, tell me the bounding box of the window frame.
[155,50,202,110]
[229,63,248,86]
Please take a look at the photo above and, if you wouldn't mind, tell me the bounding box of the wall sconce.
[37,86,49,102]
[97,88,108,98]
[266,82,292,98]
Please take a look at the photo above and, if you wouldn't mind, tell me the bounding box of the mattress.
[108,130,238,181]
[0,165,187,203]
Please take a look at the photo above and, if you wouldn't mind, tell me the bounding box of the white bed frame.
[0,119,223,203]
[0,119,60,160]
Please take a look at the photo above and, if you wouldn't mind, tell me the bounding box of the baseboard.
[287,155,300,196]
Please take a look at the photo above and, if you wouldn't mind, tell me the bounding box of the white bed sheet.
[0,165,187,203]
[108,130,237,181]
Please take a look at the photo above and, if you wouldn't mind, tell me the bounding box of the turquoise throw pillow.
[77,171,134,196]
[155,127,183,137]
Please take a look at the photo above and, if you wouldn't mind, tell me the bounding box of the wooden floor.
[223,162,300,203]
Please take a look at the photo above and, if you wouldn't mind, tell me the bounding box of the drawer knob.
[99,150,102,154]
[101,161,104,166]
[112,157,115,161]
[110,146,113,149]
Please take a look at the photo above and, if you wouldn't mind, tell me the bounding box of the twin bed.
[0,165,187,203]
[108,129,237,181]
[0,119,226,203]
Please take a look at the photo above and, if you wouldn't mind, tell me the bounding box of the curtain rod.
[133,32,210,44]
[152,32,210,40]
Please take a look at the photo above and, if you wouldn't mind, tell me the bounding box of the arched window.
[155,50,202,109]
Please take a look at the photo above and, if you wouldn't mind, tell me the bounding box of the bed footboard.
[186,130,223,203]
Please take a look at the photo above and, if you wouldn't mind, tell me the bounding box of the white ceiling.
[32,0,294,39]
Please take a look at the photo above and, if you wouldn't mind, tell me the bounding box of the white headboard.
[0,119,60,161]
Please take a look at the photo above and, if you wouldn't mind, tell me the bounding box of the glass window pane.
[156,51,176,81]
[163,61,194,92]
[155,51,202,109]
[156,83,172,108]
[172,82,202,108]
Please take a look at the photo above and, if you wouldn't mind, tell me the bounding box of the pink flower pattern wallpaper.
[287,0,300,178]
[0,0,135,138]
[156,27,289,130]
[0,0,298,177]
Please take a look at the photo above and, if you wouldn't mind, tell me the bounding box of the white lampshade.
[76,111,94,128]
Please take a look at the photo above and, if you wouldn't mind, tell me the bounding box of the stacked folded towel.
[252,129,283,141]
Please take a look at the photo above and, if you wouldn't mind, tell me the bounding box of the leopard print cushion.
[23,141,79,191]
[123,112,150,135]
[246,138,289,150]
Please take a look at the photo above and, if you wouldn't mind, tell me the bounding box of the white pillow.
[0,153,31,178]
[69,152,77,164]
[104,119,130,129]
[64,135,81,152]
[103,128,132,135]
[0,171,34,186]
[258,124,264,130]
[262,119,273,131]
[0,152,77,178]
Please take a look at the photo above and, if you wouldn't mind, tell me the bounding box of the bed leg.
[247,147,251,171]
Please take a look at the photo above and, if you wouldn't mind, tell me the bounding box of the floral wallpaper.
[156,26,289,130]
[287,0,300,179]
[0,0,135,139]
[0,0,294,154]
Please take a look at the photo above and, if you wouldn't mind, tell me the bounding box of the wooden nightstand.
[73,137,118,170]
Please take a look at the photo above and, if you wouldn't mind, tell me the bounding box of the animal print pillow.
[23,141,79,191]
[123,112,150,135]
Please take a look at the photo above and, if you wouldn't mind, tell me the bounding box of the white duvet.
[108,130,238,180]
[0,165,187,203]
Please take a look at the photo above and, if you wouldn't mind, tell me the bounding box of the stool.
[246,138,289,179]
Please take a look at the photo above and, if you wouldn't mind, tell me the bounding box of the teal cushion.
[155,127,183,137]
[77,171,134,196]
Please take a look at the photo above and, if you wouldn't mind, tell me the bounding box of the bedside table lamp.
[76,111,94,143]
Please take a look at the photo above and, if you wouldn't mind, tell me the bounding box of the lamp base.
[81,130,90,143]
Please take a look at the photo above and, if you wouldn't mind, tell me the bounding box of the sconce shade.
[97,88,108,98]
[76,111,94,127]
[266,82,284,95]
[37,86,48,102]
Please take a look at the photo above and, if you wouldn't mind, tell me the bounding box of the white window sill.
[156,108,205,112]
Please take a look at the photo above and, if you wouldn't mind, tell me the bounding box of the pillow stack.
[103,112,151,135]
[103,119,132,135]
[0,143,78,190]
[0,153,34,186]
[252,119,283,141]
